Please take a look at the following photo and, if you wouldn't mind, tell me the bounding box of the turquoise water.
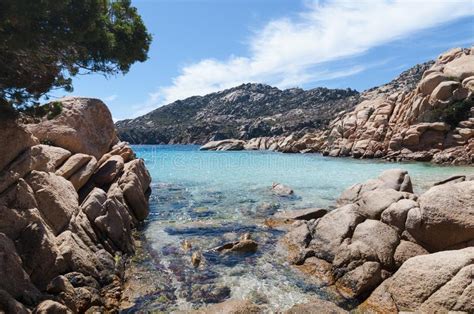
[129,145,473,311]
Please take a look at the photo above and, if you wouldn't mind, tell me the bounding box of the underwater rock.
[192,251,202,267]
[271,183,294,196]
[214,235,258,254]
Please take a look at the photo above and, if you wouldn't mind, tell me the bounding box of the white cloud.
[104,94,118,102]
[137,0,473,114]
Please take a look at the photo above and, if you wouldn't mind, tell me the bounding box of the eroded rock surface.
[0,97,151,313]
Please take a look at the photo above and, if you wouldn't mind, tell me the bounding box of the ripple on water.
[128,145,474,311]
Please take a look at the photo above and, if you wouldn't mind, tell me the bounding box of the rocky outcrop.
[360,247,474,313]
[283,169,474,312]
[200,139,246,151]
[293,48,474,164]
[0,97,151,313]
[197,48,473,164]
[116,84,359,144]
[25,97,117,159]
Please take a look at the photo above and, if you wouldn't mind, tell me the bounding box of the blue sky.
[50,0,474,120]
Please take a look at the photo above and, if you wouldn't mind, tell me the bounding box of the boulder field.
[282,169,474,312]
[200,47,474,165]
[0,97,151,313]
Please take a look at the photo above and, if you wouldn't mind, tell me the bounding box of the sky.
[50,0,474,121]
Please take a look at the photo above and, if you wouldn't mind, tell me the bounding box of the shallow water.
[126,145,473,312]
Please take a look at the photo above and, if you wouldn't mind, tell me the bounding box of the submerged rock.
[214,235,259,254]
[191,251,202,267]
[271,183,294,196]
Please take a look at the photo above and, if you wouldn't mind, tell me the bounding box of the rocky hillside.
[201,48,474,165]
[0,98,151,313]
[116,84,360,144]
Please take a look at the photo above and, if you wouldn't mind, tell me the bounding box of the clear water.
[126,145,473,312]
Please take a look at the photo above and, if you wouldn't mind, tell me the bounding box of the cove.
[123,145,473,312]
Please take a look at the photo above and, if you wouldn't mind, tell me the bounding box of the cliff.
[0,98,151,313]
[116,84,360,144]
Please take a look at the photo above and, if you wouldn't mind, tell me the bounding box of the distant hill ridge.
[116,58,435,145]
[116,83,360,144]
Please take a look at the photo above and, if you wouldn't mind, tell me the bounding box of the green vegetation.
[40,139,54,146]
[0,0,152,110]
[431,99,473,128]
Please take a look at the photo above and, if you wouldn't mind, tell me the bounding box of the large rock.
[34,300,71,314]
[335,261,383,299]
[200,139,246,151]
[443,54,474,80]
[418,72,447,95]
[15,212,67,290]
[337,169,412,206]
[285,299,348,314]
[406,180,474,251]
[0,233,40,304]
[393,240,428,268]
[26,171,79,235]
[380,199,418,233]
[334,220,400,270]
[36,145,71,172]
[0,289,31,314]
[68,156,97,190]
[308,204,364,262]
[429,80,459,102]
[80,188,107,222]
[0,183,67,290]
[68,209,100,252]
[56,154,92,178]
[119,159,151,221]
[0,179,38,238]
[357,189,407,219]
[25,97,117,159]
[361,247,474,313]
[0,144,69,194]
[0,118,38,171]
[56,231,102,279]
[95,192,135,254]
[92,155,124,186]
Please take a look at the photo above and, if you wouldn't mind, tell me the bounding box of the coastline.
[116,144,473,312]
